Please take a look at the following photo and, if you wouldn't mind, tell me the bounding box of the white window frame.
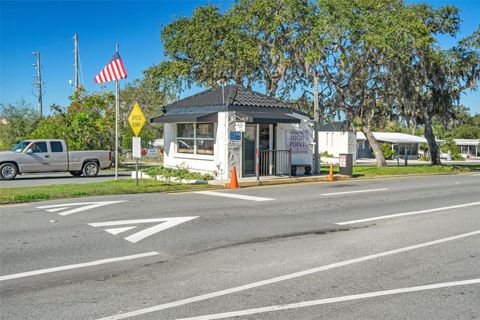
[175,122,216,159]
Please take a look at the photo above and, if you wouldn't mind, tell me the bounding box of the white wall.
[318,131,356,161]
[163,112,229,180]
[276,115,313,174]
[163,112,314,179]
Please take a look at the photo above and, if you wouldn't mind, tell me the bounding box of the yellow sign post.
[127,102,146,187]
[128,102,146,137]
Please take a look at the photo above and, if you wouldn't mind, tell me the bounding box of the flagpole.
[115,43,119,181]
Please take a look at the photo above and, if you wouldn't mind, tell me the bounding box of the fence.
[259,149,291,177]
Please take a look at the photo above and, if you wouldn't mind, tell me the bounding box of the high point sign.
[287,130,310,153]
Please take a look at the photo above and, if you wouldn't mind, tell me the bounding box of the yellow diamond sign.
[128,102,146,137]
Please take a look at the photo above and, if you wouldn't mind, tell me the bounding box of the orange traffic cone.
[228,166,240,189]
[327,163,334,182]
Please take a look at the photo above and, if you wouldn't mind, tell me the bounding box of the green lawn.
[320,164,480,178]
[0,179,216,204]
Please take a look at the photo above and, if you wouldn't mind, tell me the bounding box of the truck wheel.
[0,163,18,180]
[82,161,99,177]
[69,171,82,177]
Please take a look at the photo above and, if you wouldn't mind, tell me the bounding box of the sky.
[0,0,479,116]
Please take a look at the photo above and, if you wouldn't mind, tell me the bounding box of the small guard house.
[151,85,313,180]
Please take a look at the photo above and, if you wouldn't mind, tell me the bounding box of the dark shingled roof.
[164,84,293,110]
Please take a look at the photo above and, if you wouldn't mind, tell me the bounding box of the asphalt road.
[1,173,479,319]
[0,171,131,187]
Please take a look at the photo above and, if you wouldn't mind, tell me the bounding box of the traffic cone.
[327,163,334,182]
[228,166,240,189]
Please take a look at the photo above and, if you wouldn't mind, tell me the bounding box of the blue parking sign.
[230,131,241,141]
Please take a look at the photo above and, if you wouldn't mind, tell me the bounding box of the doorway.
[242,124,274,177]
[242,124,256,176]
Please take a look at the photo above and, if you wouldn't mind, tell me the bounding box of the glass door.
[242,124,256,176]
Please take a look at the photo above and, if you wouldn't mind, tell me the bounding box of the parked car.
[0,139,112,180]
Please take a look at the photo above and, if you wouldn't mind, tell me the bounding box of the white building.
[151,85,313,180]
[356,132,429,159]
[318,122,357,162]
[454,139,480,158]
[318,121,435,161]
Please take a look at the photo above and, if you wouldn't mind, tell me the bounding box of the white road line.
[0,252,159,282]
[197,191,273,202]
[96,230,480,320]
[88,217,199,243]
[37,201,127,216]
[177,279,480,320]
[46,207,69,212]
[320,188,388,196]
[336,201,480,225]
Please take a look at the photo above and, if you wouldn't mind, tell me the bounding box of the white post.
[255,123,260,180]
[269,124,273,175]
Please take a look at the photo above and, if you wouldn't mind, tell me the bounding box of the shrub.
[381,143,395,160]
[143,166,213,181]
[320,151,334,158]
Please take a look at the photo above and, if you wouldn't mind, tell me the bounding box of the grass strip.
[0,179,216,204]
[320,164,480,178]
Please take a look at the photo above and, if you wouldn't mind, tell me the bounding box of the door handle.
[45,155,50,158]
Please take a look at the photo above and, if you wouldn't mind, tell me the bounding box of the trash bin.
[339,154,353,177]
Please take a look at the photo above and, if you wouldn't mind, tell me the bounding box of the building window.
[176,123,215,155]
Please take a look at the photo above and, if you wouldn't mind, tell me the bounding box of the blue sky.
[0,0,479,115]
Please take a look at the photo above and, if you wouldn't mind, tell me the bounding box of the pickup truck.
[0,139,112,180]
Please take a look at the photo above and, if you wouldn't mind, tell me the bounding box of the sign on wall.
[234,122,246,132]
[229,131,242,142]
[287,130,310,153]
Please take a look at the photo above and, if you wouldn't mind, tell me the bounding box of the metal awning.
[235,111,301,124]
[150,112,218,123]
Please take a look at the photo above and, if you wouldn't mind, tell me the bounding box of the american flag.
[94,52,127,83]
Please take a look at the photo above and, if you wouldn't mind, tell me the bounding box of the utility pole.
[313,73,320,174]
[74,33,79,91]
[32,51,43,116]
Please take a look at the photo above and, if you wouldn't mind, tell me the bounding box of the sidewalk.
[209,174,343,188]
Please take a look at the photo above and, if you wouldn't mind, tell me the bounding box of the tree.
[231,0,310,97]
[29,88,115,151]
[304,0,432,167]
[157,0,309,97]
[159,5,260,92]
[0,100,41,150]
[395,21,479,164]
[119,75,167,150]
[451,124,480,139]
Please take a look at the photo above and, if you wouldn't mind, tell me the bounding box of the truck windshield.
[10,141,31,153]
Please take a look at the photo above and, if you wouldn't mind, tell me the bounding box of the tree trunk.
[363,125,387,167]
[266,77,279,97]
[424,121,441,165]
